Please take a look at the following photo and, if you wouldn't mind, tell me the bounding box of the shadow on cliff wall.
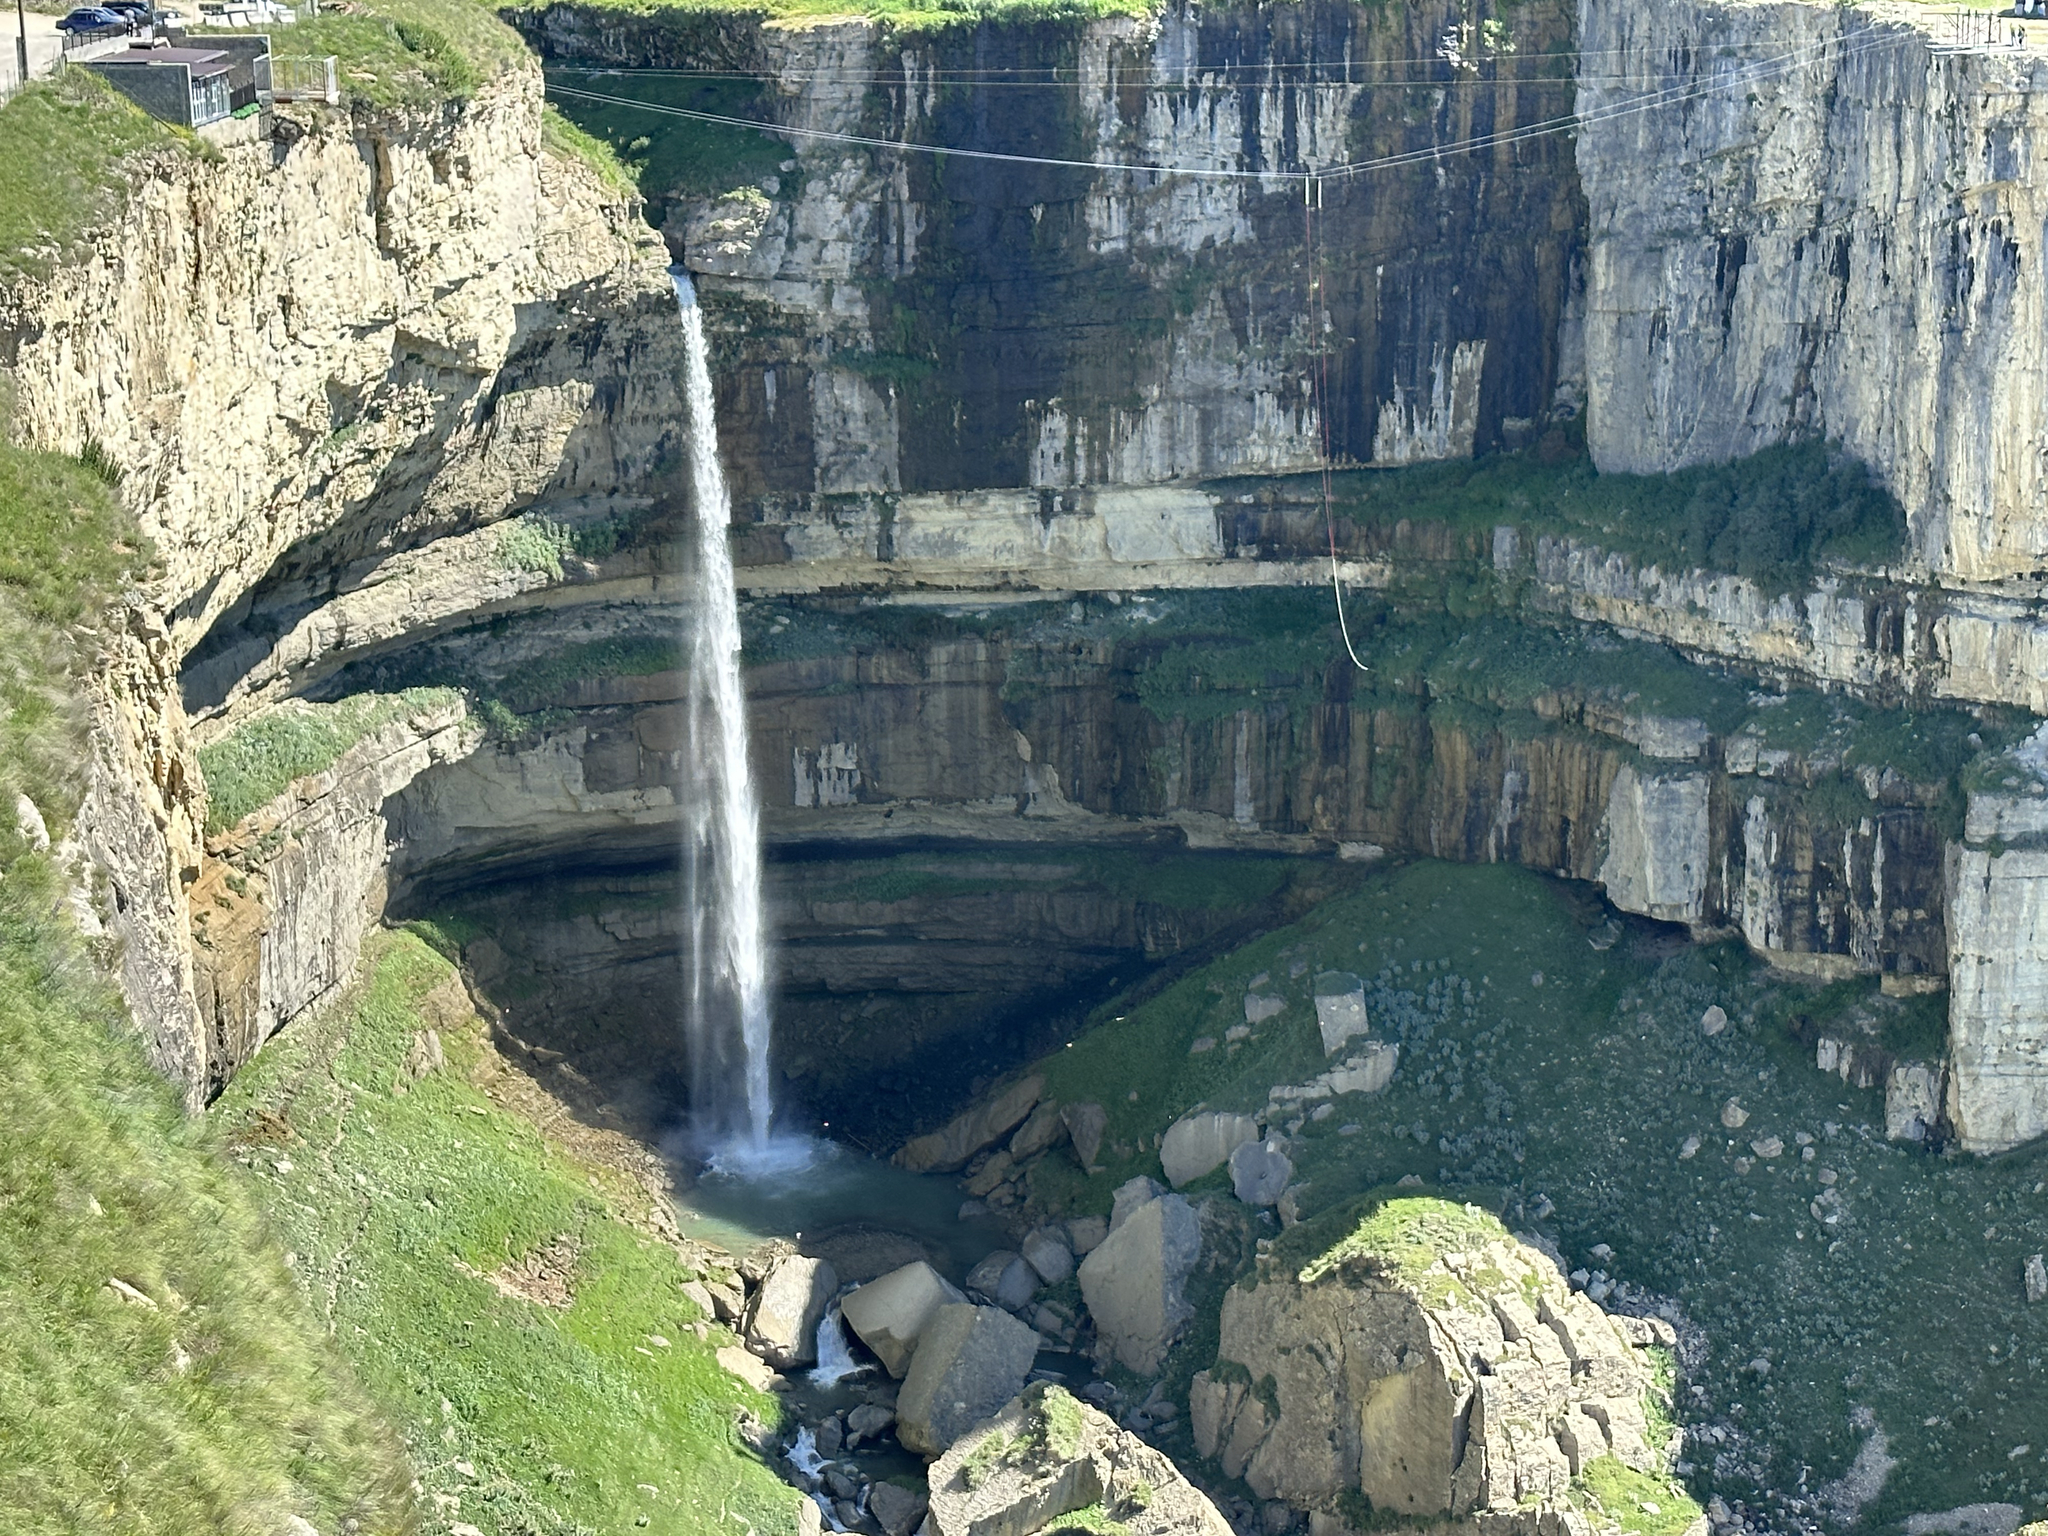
[178,278,689,718]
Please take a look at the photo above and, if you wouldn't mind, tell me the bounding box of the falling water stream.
[671,266,793,1167]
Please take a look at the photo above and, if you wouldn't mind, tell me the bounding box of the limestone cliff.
[526,0,1584,501]
[1576,0,2048,585]
[0,70,677,1101]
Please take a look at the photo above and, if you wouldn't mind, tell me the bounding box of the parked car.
[55,7,128,31]
[102,0,153,22]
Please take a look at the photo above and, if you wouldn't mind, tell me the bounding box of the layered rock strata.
[0,68,677,1101]
[1191,1197,1680,1529]
[528,0,1585,499]
[1576,0,2048,584]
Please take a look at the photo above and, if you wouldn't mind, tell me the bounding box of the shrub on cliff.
[1673,441,1904,587]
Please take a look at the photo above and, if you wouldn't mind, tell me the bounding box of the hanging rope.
[1302,175,1371,673]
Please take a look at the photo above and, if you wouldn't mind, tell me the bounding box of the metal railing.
[270,52,334,104]
[1932,7,2039,56]
[58,20,144,57]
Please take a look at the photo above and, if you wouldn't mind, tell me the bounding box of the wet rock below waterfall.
[842,1261,967,1378]
[746,1255,838,1369]
[896,1303,1041,1456]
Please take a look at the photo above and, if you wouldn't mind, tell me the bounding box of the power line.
[546,25,1900,187]
[542,32,1892,88]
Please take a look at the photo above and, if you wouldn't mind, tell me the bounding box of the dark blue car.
[55,6,129,31]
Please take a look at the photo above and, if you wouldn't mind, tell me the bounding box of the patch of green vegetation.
[201,0,526,105]
[199,688,463,834]
[541,103,638,195]
[1296,1193,1509,1289]
[1027,859,2048,1523]
[839,350,939,387]
[1043,1504,1132,1536]
[959,1428,1014,1491]
[498,514,579,578]
[485,633,681,717]
[546,67,791,204]
[0,72,189,277]
[1282,439,1907,593]
[1742,689,2012,788]
[0,856,414,1535]
[0,432,151,831]
[1420,615,1749,735]
[210,929,806,1535]
[401,913,489,962]
[1642,1344,1680,1457]
[1573,1456,1704,1536]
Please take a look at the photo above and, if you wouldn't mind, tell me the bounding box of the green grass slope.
[1029,860,2048,1528]
[0,434,412,1533]
[0,73,187,280]
[209,928,808,1536]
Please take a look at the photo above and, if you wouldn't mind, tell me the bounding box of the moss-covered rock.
[1192,1195,1699,1536]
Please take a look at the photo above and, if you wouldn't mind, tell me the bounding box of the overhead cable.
[546,24,1898,185]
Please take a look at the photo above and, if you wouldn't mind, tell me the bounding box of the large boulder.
[897,1076,1046,1174]
[1060,1102,1107,1168]
[926,1383,1234,1536]
[896,1304,1042,1456]
[1313,971,1369,1054]
[1191,1196,1675,1524]
[1887,1060,1944,1142]
[841,1261,968,1378]
[869,1481,929,1536]
[1229,1137,1293,1206]
[1075,1184,1200,1375]
[1020,1227,1073,1285]
[1160,1111,1261,1188]
[744,1254,838,1369]
[967,1251,1040,1311]
[1008,1100,1068,1159]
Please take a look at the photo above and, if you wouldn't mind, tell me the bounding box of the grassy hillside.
[1029,859,2048,1528]
[0,425,806,1531]
[0,434,415,1533]
[210,927,808,1536]
[0,73,187,280]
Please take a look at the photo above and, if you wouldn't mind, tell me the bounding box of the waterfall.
[807,1298,868,1388]
[672,267,779,1159]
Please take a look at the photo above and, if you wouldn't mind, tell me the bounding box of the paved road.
[2,10,149,96]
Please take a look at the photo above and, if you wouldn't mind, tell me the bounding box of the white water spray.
[672,267,783,1160]
[807,1297,868,1388]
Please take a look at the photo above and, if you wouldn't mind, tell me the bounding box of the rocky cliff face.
[0,70,678,1101]
[1576,0,2048,584]
[17,0,2048,1158]
[525,0,1585,502]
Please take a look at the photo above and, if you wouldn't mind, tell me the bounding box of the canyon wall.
[0,68,680,1100]
[1576,0,2048,583]
[520,0,1587,502]
[10,0,2048,1152]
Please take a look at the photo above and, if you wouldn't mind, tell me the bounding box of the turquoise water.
[675,1136,1011,1283]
